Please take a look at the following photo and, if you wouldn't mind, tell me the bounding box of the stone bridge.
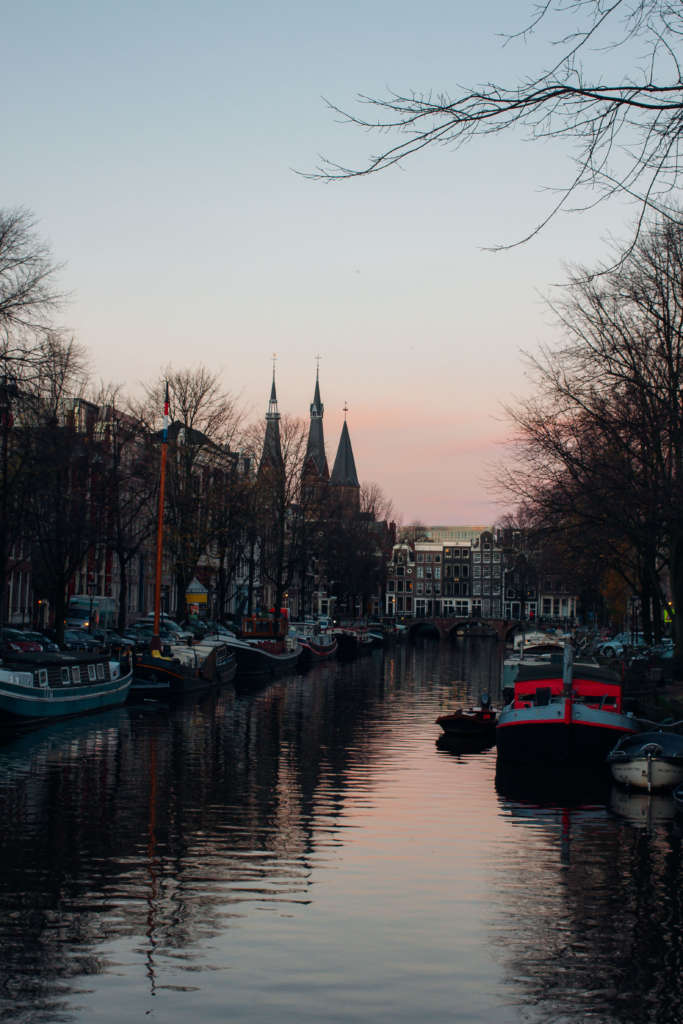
[403,616,521,643]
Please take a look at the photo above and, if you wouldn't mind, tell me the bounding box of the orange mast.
[151,381,169,652]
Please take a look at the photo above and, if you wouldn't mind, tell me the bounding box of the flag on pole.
[163,382,169,442]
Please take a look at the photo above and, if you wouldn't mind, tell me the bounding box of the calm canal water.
[1,638,682,1024]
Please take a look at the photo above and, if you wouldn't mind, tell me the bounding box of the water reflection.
[0,639,681,1024]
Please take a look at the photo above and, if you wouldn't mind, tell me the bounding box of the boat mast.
[151,381,169,652]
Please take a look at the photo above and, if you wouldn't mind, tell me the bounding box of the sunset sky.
[4,1,636,524]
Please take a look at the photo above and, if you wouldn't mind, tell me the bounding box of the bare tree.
[132,366,245,618]
[500,214,683,654]
[0,207,64,336]
[0,333,88,627]
[12,336,93,640]
[310,1,683,252]
[360,480,396,524]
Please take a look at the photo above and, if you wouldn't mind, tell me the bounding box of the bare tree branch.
[306,1,683,250]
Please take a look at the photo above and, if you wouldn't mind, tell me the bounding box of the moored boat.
[607,730,683,791]
[226,635,302,683]
[0,649,133,722]
[496,647,639,765]
[130,641,235,699]
[436,694,497,744]
[297,634,338,665]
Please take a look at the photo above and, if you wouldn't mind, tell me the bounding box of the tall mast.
[152,381,169,651]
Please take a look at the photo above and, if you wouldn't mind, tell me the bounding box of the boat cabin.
[241,613,288,640]
[512,662,623,712]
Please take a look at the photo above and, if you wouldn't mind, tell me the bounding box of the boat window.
[37,668,49,687]
[535,688,552,706]
[96,663,105,680]
[88,664,97,681]
[72,666,81,684]
[61,667,71,685]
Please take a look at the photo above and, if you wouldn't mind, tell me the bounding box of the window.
[61,667,71,685]
[37,669,48,687]
[435,567,441,580]
[72,666,81,684]
[417,582,424,594]
[88,664,97,681]
[397,580,403,592]
[97,663,105,680]
[417,552,424,563]
[417,566,424,579]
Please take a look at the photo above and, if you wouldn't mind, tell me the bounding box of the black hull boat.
[130,642,231,699]
[297,636,338,666]
[0,649,133,723]
[227,637,302,684]
[607,730,683,791]
[496,656,639,765]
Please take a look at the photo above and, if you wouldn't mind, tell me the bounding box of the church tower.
[302,362,329,499]
[330,404,360,511]
[258,359,283,475]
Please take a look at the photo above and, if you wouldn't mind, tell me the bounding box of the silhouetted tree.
[311,1,683,253]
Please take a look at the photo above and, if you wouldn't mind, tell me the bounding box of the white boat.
[512,630,554,652]
[607,730,683,791]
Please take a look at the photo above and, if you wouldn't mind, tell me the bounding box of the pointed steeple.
[330,404,360,501]
[304,360,329,481]
[259,357,282,473]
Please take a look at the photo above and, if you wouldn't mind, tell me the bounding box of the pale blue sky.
[4,1,636,523]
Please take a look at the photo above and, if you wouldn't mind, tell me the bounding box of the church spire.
[304,358,329,481]
[259,355,282,473]
[330,403,360,505]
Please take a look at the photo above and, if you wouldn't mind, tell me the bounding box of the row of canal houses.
[385,526,579,626]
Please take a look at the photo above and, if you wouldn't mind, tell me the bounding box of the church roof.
[330,420,359,488]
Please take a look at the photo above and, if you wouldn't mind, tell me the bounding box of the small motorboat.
[607,730,683,792]
[297,634,338,665]
[436,694,497,744]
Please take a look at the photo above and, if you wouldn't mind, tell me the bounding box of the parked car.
[137,615,194,643]
[597,633,646,658]
[0,628,44,653]
[61,629,104,652]
[91,629,133,648]
[21,630,60,652]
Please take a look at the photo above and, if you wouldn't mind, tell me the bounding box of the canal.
[0,638,681,1024]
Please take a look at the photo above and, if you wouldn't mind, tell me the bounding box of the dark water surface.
[1,639,682,1024]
